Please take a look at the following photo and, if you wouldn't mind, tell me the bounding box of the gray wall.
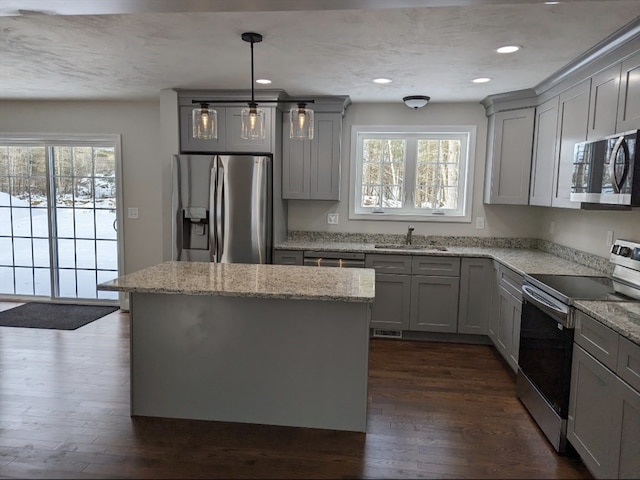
[1,98,638,276]
[0,100,164,274]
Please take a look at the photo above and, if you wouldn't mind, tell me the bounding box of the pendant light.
[240,32,266,140]
[191,32,316,141]
[192,102,217,140]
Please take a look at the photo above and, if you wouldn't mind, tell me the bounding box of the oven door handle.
[608,135,630,194]
[522,284,570,326]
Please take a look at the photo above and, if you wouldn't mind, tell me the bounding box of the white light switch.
[475,217,485,229]
[128,207,139,219]
[327,213,339,225]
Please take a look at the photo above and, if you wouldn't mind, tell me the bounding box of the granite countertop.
[97,261,375,303]
[275,241,604,277]
[573,301,640,345]
[276,240,639,344]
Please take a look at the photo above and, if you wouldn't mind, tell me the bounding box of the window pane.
[54,176,74,207]
[96,240,117,270]
[11,207,32,237]
[71,147,94,177]
[74,177,95,208]
[77,269,97,299]
[34,267,51,296]
[32,238,50,267]
[0,266,15,294]
[362,163,380,184]
[0,237,13,265]
[438,187,459,209]
[58,239,76,268]
[0,207,10,236]
[361,185,381,208]
[76,239,96,268]
[74,208,95,238]
[31,208,49,237]
[13,237,33,267]
[95,176,116,202]
[96,209,117,240]
[382,186,402,208]
[56,207,76,237]
[58,268,77,298]
[29,177,48,206]
[15,267,34,295]
[382,164,404,186]
[97,270,118,300]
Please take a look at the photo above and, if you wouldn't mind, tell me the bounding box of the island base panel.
[130,292,370,432]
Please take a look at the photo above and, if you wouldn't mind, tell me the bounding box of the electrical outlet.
[550,221,555,234]
[475,217,485,229]
[606,230,614,245]
[128,207,139,219]
[327,213,339,225]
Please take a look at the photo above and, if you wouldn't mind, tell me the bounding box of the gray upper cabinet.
[282,112,341,200]
[282,97,349,201]
[587,63,621,141]
[552,79,590,209]
[530,97,559,206]
[617,50,640,134]
[484,107,535,205]
[180,105,274,153]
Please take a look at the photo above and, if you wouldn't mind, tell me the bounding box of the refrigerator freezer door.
[172,155,216,261]
[214,155,272,264]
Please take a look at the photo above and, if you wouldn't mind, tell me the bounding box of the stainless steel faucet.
[405,225,415,245]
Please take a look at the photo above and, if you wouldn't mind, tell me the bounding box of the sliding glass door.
[0,137,121,303]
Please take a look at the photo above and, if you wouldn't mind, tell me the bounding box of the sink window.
[350,126,475,222]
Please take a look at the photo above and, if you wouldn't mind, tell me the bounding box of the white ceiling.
[1,0,639,103]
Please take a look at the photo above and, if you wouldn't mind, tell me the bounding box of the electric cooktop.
[524,274,625,304]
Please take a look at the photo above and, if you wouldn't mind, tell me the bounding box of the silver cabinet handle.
[209,167,217,262]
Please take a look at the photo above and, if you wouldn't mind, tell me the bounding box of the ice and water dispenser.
[182,206,209,250]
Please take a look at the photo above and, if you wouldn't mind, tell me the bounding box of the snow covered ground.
[0,191,118,299]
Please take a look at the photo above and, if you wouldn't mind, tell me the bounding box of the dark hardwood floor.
[0,301,591,479]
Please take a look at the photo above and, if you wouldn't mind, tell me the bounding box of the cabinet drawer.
[365,254,412,274]
[574,310,619,371]
[617,337,640,392]
[411,256,460,276]
[497,263,523,300]
[272,250,303,265]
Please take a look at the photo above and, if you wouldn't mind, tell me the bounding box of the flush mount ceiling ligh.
[192,32,315,141]
[402,95,431,109]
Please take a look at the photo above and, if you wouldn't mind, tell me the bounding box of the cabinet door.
[310,113,341,200]
[179,105,227,153]
[587,63,621,141]
[225,106,273,153]
[282,112,342,200]
[484,108,535,205]
[617,51,640,133]
[370,274,411,330]
[457,258,492,335]
[617,378,640,480]
[487,262,500,344]
[509,298,522,371]
[272,250,303,265]
[282,119,311,199]
[568,344,620,480]
[496,285,514,365]
[410,276,459,333]
[530,97,559,206]
[552,79,590,209]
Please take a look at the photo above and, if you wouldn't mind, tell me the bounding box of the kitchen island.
[98,261,375,432]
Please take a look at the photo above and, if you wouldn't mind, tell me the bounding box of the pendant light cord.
[250,38,255,105]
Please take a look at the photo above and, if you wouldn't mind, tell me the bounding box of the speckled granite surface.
[98,261,375,303]
[573,301,640,345]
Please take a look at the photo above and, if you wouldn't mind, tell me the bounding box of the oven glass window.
[519,301,574,417]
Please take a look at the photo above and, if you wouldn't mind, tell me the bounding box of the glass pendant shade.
[241,105,265,140]
[289,104,314,140]
[192,105,217,140]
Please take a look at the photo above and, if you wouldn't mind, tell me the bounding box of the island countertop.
[98,261,375,303]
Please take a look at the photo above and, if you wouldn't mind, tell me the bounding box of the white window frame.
[349,125,476,222]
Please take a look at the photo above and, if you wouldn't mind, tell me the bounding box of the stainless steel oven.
[517,239,640,453]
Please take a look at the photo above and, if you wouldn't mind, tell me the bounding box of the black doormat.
[0,303,119,330]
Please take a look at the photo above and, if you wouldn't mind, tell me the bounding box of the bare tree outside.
[361,139,405,208]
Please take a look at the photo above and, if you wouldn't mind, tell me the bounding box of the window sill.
[349,212,472,223]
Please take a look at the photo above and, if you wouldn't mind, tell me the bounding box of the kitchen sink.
[374,244,448,251]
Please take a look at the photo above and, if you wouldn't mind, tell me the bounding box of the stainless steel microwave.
[571,129,639,208]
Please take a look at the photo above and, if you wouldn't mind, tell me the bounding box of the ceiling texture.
[1,0,639,104]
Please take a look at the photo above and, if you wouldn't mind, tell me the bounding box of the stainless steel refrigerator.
[172,154,272,264]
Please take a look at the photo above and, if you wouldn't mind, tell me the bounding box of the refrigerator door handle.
[216,161,225,262]
[209,166,217,262]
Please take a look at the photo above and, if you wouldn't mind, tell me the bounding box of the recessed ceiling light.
[545,1,561,4]
[256,79,271,84]
[472,77,492,84]
[496,45,521,54]
[373,78,393,84]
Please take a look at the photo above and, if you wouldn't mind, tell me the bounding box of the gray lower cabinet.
[568,311,640,479]
[492,263,523,372]
[366,255,412,330]
[457,258,493,335]
[410,275,459,333]
[272,250,303,265]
